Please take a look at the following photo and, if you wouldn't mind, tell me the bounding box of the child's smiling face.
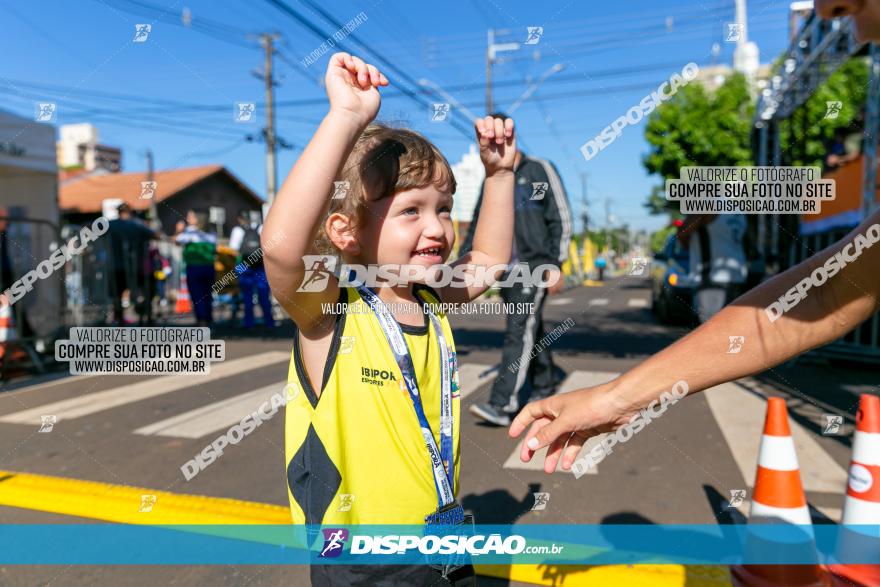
[357,183,455,272]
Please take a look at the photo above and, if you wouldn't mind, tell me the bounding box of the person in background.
[678,214,747,323]
[175,209,217,327]
[108,203,159,325]
[594,255,607,281]
[213,244,241,323]
[229,210,275,329]
[152,250,171,310]
[461,113,572,427]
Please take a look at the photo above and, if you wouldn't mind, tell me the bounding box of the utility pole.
[579,172,589,236]
[259,33,280,207]
[485,29,519,115]
[144,149,160,230]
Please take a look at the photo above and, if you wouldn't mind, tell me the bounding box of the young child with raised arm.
[261,52,516,586]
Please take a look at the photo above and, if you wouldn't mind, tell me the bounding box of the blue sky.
[1,0,793,232]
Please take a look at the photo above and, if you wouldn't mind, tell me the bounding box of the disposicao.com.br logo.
[315,531,562,557]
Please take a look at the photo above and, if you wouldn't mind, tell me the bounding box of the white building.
[450,144,484,222]
[0,108,62,338]
[57,123,121,173]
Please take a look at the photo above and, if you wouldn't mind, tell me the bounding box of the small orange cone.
[731,397,827,587]
[0,299,14,360]
[827,394,880,587]
[175,274,192,314]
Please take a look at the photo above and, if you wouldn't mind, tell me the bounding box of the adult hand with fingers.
[325,52,389,128]
[475,115,516,177]
[508,382,639,474]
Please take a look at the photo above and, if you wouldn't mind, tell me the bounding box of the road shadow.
[528,512,739,586]
[461,482,542,525]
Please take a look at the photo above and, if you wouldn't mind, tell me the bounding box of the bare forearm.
[262,110,365,269]
[468,171,514,268]
[612,217,880,411]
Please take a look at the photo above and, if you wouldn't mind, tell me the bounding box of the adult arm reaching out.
[510,210,880,473]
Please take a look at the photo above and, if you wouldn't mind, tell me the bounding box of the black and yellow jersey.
[285,285,461,525]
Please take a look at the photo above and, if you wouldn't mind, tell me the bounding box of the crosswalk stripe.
[0,351,290,425]
[627,298,649,308]
[0,373,105,398]
[457,363,496,400]
[547,298,572,306]
[588,298,609,306]
[503,370,620,473]
[136,362,497,438]
[703,381,848,495]
[133,381,287,438]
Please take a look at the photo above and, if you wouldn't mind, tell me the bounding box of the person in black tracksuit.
[461,123,573,427]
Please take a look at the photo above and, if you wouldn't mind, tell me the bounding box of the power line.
[263,0,475,140]
[103,0,260,49]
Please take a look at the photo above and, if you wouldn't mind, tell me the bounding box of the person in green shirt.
[175,209,217,326]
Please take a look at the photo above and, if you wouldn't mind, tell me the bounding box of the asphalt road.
[0,275,874,586]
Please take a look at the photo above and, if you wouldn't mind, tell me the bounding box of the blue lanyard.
[351,276,456,508]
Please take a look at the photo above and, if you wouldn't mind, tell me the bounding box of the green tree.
[780,57,869,167]
[643,72,755,183]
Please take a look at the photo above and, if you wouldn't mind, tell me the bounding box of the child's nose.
[422,215,446,238]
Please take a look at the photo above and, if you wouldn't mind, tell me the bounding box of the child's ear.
[326,213,360,255]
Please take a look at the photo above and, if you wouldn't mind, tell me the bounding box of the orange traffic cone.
[0,299,14,360]
[175,274,192,314]
[731,397,827,587]
[827,394,880,587]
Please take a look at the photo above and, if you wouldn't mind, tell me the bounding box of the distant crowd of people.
[105,203,274,329]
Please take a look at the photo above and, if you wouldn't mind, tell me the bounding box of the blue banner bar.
[1,524,878,565]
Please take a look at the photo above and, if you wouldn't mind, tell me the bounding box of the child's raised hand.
[475,116,516,176]
[325,52,389,127]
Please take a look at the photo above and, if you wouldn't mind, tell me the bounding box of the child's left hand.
[475,116,516,176]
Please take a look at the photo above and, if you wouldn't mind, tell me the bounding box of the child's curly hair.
[314,123,457,254]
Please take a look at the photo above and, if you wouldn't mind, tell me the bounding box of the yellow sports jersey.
[284,284,461,525]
